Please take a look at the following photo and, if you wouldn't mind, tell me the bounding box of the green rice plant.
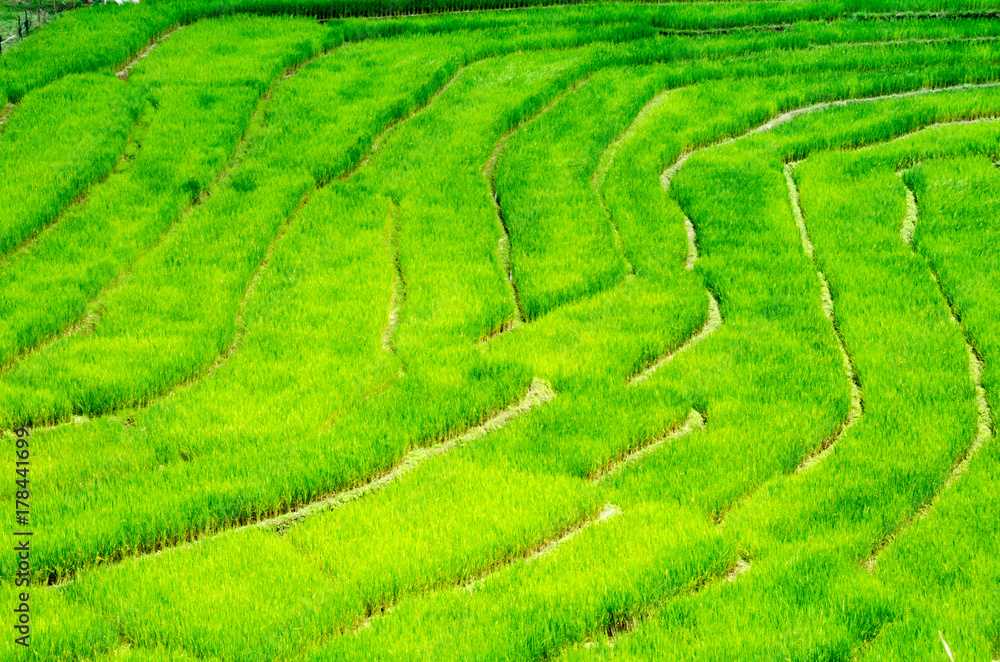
[0,28,469,427]
[47,55,952,662]
[0,73,140,260]
[301,501,729,661]
[0,2,175,104]
[0,39,684,660]
[48,60,721,662]
[1,37,606,582]
[906,157,1000,420]
[10,8,1000,585]
[554,88,1000,662]
[164,0,1000,24]
[0,26,477,578]
[854,154,1000,660]
[54,457,600,660]
[10,0,1000,108]
[324,73,1000,662]
[4,6,925,423]
[495,65,662,320]
[6,6,1000,660]
[0,15,327,373]
[780,149,973,555]
[0,581,116,661]
[411,33,1000,496]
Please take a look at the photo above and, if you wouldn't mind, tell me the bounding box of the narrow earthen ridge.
[116,25,183,81]
[0,415,91,441]
[628,292,721,385]
[592,88,673,193]
[49,378,555,586]
[725,557,752,582]
[524,504,622,561]
[882,9,1000,18]
[883,116,1000,151]
[662,163,700,272]
[482,74,594,338]
[660,153,690,190]
[589,410,705,482]
[753,81,1000,135]
[0,101,17,136]
[469,506,622,587]
[381,201,406,355]
[660,81,1000,190]
[341,68,462,181]
[784,163,864,474]
[580,556,751,652]
[355,503,620,635]
[684,215,699,270]
[262,378,556,533]
[865,179,995,573]
[899,172,919,245]
[199,188,315,384]
[592,88,676,278]
[819,34,1000,51]
[848,619,892,660]
[658,23,790,36]
[484,137,528,330]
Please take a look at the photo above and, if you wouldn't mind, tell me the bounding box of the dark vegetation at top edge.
[6,0,1000,106]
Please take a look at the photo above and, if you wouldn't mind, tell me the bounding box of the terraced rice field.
[1,0,999,659]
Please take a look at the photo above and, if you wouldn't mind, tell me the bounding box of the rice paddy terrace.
[1,0,999,659]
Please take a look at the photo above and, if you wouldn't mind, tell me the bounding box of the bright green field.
[1,0,999,659]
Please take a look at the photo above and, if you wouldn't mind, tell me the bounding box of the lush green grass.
[556,87,1000,662]
[495,65,652,319]
[863,152,1000,660]
[2,2,1000,661]
[0,73,139,260]
[8,21,982,581]
[0,14,328,377]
